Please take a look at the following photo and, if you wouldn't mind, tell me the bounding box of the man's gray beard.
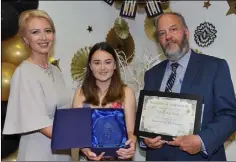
[162,35,189,61]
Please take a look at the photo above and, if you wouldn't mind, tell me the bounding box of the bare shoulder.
[72,87,85,108]
[124,86,135,98]
[123,86,136,111]
[74,87,83,96]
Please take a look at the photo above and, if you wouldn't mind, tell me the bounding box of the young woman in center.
[72,42,137,161]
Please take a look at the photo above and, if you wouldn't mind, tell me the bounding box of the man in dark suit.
[140,12,236,161]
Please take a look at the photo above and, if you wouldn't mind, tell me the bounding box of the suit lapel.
[181,51,201,93]
[155,60,168,91]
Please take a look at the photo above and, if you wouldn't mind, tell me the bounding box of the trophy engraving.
[94,116,122,147]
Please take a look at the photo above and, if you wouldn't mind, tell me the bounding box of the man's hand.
[143,136,166,149]
[167,135,202,154]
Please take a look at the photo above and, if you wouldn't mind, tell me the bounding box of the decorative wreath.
[106,28,135,64]
[114,17,130,39]
[194,22,217,47]
[71,46,91,81]
[144,16,158,42]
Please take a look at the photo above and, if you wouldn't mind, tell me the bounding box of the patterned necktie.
[165,62,179,92]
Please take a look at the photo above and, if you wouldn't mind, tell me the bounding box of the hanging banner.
[120,0,137,18]
[145,0,163,18]
[104,0,115,6]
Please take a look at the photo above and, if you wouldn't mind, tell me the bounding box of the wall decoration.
[114,1,123,9]
[137,0,146,9]
[114,0,149,13]
[106,28,135,64]
[194,22,217,47]
[120,1,137,18]
[144,16,158,42]
[160,0,170,10]
[145,0,163,18]
[203,1,211,9]
[106,0,167,19]
[226,0,236,16]
[163,7,172,13]
[103,0,115,6]
[114,18,130,39]
[118,48,163,100]
[87,26,93,33]
[71,46,91,81]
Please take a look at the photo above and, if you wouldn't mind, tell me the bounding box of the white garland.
[115,49,163,101]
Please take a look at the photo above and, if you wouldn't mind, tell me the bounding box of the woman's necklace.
[28,58,55,82]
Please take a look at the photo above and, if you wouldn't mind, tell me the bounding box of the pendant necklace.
[29,58,55,82]
[38,63,55,82]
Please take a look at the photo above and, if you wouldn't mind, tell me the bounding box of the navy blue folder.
[51,108,91,150]
[51,108,128,157]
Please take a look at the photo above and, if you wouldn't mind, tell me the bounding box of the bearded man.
[140,12,236,161]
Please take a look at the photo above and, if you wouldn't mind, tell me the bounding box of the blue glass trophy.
[51,108,128,157]
[91,108,128,156]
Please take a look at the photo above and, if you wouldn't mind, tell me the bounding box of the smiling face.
[22,17,55,56]
[157,14,190,61]
[89,50,116,83]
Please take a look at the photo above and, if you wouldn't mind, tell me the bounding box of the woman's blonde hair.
[18,9,55,37]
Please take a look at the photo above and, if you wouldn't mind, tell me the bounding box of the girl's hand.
[116,138,136,159]
[81,148,105,161]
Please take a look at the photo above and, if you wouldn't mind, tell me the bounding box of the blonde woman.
[3,10,71,161]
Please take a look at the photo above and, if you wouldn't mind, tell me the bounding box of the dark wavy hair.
[81,42,126,106]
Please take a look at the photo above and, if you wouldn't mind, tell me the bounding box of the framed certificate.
[134,90,203,141]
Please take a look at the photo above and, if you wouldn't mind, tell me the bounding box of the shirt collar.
[168,49,191,68]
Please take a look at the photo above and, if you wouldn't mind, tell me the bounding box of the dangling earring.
[25,43,29,48]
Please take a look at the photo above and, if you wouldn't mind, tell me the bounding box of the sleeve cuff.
[139,138,147,148]
[196,135,208,155]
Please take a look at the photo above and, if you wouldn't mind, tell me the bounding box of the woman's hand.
[116,138,136,159]
[81,148,105,161]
